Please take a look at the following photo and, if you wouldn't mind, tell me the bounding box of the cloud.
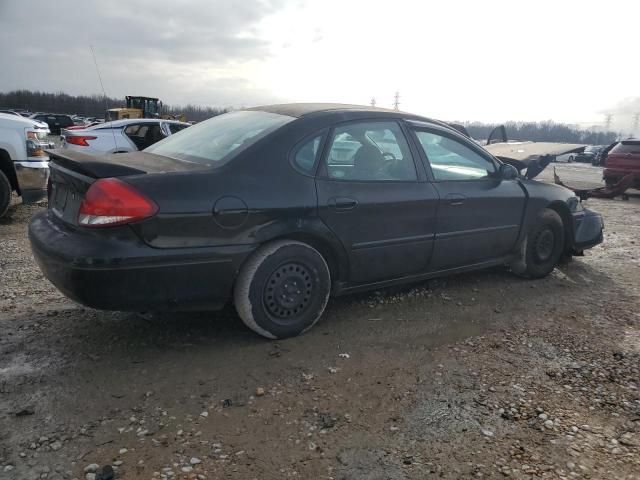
[0,0,286,106]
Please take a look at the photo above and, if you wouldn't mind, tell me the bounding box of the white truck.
[0,113,53,217]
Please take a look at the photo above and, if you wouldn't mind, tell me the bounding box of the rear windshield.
[144,110,294,166]
[611,141,640,154]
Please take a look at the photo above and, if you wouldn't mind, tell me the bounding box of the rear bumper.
[14,160,49,203]
[572,208,604,252]
[28,211,255,311]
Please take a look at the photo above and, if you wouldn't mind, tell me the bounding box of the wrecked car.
[603,139,640,189]
[29,104,604,339]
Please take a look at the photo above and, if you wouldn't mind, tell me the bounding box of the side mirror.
[499,163,519,180]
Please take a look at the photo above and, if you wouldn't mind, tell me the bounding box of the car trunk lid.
[46,149,206,226]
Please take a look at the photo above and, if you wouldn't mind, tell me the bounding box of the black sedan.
[29,104,604,339]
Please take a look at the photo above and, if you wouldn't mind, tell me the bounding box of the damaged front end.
[485,140,586,180]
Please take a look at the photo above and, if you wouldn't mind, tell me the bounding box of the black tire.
[0,169,11,218]
[511,208,565,279]
[567,156,574,163]
[604,178,616,188]
[234,240,331,339]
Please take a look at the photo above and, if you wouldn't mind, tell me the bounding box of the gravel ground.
[1,163,639,480]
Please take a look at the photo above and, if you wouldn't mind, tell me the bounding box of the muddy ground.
[1,164,639,480]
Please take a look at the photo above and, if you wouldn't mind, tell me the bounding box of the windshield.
[145,110,294,166]
[584,146,599,152]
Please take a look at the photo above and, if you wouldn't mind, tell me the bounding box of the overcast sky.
[1,0,638,127]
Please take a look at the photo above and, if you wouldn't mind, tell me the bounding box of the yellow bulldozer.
[106,96,186,122]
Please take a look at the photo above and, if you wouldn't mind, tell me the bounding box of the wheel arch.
[247,217,350,287]
[546,200,573,251]
[0,148,19,193]
[269,231,344,286]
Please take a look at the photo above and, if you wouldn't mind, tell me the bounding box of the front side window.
[145,110,294,166]
[324,121,416,181]
[415,130,496,181]
[168,123,189,134]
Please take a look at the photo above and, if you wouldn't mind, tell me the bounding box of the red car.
[603,139,640,188]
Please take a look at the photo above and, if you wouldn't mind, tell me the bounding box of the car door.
[315,120,439,284]
[410,125,526,270]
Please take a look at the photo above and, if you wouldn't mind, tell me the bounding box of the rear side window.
[324,121,417,181]
[124,124,148,137]
[611,141,640,154]
[293,134,323,174]
[145,110,294,166]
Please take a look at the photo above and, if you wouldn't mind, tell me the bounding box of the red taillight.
[66,135,97,146]
[78,178,158,227]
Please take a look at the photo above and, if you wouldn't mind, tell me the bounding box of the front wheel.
[511,208,565,279]
[234,240,331,339]
[0,169,11,218]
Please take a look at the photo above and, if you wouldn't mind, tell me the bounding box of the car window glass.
[168,123,188,134]
[147,124,164,144]
[145,110,294,166]
[325,122,416,181]
[611,141,640,154]
[293,134,322,173]
[415,131,496,181]
[124,124,142,136]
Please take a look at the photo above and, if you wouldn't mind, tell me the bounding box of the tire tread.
[234,240,330,339]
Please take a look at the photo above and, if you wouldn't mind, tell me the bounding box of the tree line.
[465,121,617,145]
[0,90,618,143]
[0,90,227,122]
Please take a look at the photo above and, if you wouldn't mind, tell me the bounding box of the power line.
[604,113,613,130]
[393,91,400,111]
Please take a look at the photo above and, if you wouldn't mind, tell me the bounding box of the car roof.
[247,102,421,118]
[0,112,49,128]
[96,118,190,128]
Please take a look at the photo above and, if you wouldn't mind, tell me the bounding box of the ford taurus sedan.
[29,104,604,339]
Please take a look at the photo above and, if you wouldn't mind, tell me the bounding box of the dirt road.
[1,164,639,479]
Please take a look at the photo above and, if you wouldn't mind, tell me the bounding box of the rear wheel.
[567,156,574,163]
[511,208,565,279]
[234,240,331,339]
[0,170,11,218]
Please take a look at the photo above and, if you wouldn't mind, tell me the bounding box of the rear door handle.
[445,193,467,206]
[328,197,358,211]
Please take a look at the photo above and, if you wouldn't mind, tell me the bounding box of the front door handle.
[328,197,358,211]
[445,193,466,206]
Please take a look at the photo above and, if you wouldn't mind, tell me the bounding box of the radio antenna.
[89,45,118,151]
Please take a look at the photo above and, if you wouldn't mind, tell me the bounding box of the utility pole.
[604,113,613,131]
[393,91,400,111]
[370,97,376,107]
[632,113,639,136]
